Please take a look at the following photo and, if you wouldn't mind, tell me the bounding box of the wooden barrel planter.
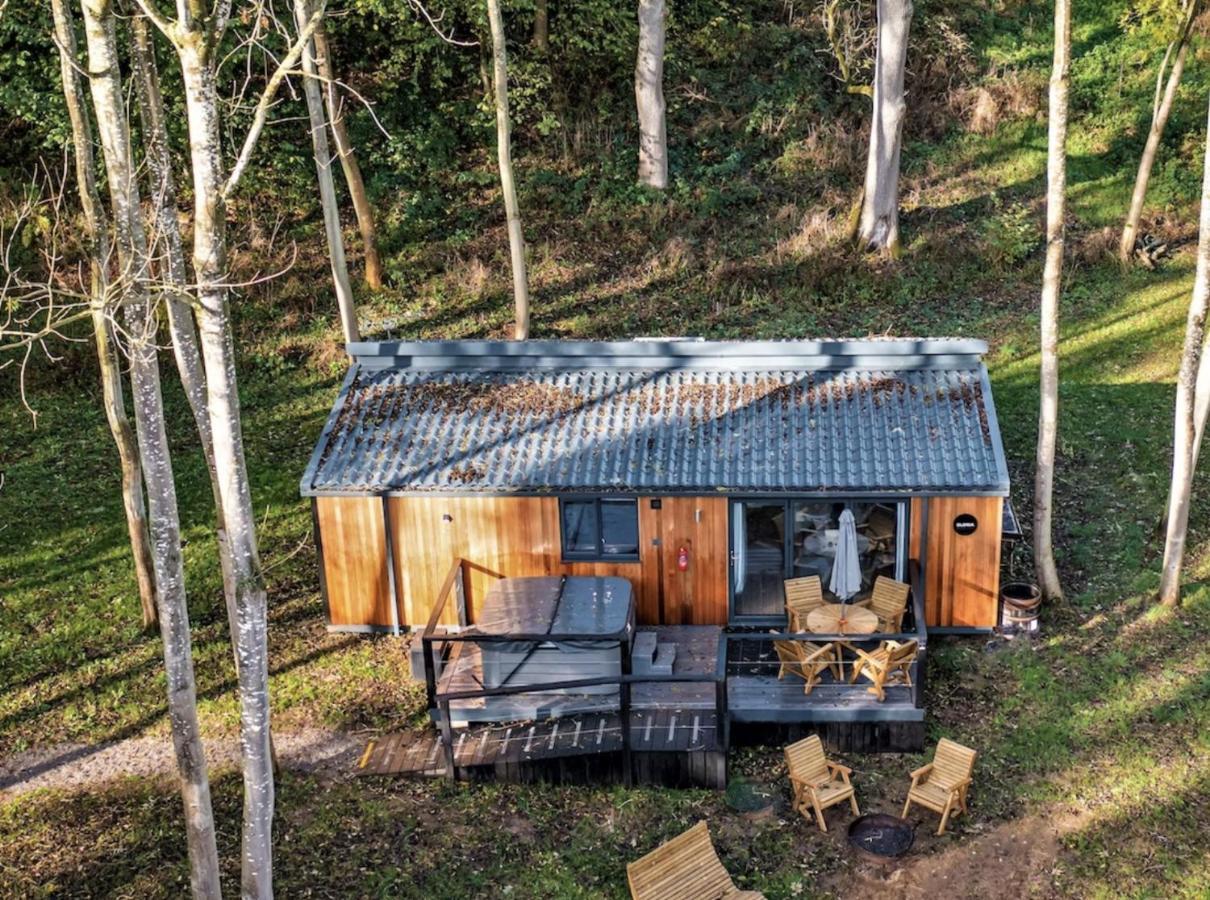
[1001,582,1041,632]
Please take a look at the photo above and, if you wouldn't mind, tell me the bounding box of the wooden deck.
[727,676,921,723]
[434,625,723,723]
[381,622,929,791]
[725,636,923,724]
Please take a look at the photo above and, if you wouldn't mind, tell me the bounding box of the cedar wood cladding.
[318,494,728,628]
[316,493,1002,629]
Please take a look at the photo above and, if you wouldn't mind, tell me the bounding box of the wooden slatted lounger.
[626,821,765,900]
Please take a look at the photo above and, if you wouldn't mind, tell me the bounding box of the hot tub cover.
[471,575,633,639]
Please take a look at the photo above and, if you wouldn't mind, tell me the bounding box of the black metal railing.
[419,561,728,782]
[725,559,929,708]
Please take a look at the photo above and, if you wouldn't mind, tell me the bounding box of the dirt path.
[0,728,365,800]
[827,816,1063,899]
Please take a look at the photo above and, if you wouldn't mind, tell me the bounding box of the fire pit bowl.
[847,814,915,865]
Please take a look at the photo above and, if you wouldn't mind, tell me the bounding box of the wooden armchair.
[783,576,825,631]
[852,575,910,632]
[774,639,841,695]
[626,821,765,899]
[785,735,859,832]
[902,738,977,835]
[849,639,917,701]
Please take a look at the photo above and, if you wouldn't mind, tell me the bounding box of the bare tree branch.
[224,0,328,198]
[409,0,479,47]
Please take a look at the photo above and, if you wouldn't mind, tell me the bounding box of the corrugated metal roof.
[301,340,1010,496]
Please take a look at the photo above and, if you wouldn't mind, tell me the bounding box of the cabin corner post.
[919,496,931,626]
[381,495,401,636]
[312,498,333,624]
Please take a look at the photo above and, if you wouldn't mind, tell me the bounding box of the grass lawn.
[3,0,1210,896]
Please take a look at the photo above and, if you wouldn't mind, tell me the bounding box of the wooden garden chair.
[773,639,841,695]
[783,575,825,631]
[852,575,911,632]
[784,734,859,833]
[626,820,765,899]
[849,639,917,701]
[902,738,977,835]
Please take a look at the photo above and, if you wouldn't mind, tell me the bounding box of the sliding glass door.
[731,500,787,618]
[730,498,907,621]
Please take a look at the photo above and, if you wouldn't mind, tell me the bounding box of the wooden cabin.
[302,338,1013,636]
[304,339,1015,777]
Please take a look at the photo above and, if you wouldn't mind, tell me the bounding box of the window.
[560,498,640,561]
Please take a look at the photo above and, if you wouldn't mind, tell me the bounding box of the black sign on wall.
[953,513,978,536]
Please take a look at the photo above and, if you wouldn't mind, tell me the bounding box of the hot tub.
[448,575,634,723]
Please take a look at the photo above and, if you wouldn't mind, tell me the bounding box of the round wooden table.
[806,603,878,635]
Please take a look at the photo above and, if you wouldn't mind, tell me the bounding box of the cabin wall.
[314,495,728,629]
[910,495,1003,628]
[314,496,394,629]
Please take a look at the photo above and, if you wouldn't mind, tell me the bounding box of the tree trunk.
[294,0,359,344]
[1119,1,1200,264]
[487,0,531,340]
[78,2,221,897]
[175,32,276,900]
[51,0,159,631]
[1034,0,1069,602]
[532,0,549,51]
[635,0,668,190]
[312,20,383,291]
[1158,96,1210,606]
[857,0,912,255]
[128,6,250,693]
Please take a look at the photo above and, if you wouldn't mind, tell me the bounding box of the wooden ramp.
[359,708,721,778]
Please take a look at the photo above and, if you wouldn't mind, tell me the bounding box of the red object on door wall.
[677,545,690,571]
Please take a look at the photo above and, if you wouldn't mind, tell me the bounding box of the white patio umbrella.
[829,508,863,603]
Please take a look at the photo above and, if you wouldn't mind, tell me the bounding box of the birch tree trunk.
[487,0,531,339]
[635,0,668,190]
[1158,96,1210,606]
[312,21,383,291]
[176,31,276,900]
[294,0,359,344]
[1120,1,1200,264]
[1034,0,1069,602]
[127,6,243,663]
[133,2,328,889]
[857,0,912,255]
[79,2,221,896]
[51,0,158,631]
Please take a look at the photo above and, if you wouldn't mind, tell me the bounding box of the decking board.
[727,674,922,723]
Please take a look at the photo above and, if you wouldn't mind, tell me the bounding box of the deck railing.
[419,561,728,782]
[725,559,929,708]
[416,558,928,777]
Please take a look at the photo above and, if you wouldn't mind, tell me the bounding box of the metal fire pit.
[847,814,915,864]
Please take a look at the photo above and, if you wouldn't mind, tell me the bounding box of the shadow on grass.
[0,631,362,792]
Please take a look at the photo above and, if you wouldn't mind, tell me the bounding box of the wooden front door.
[646,497,729,626]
